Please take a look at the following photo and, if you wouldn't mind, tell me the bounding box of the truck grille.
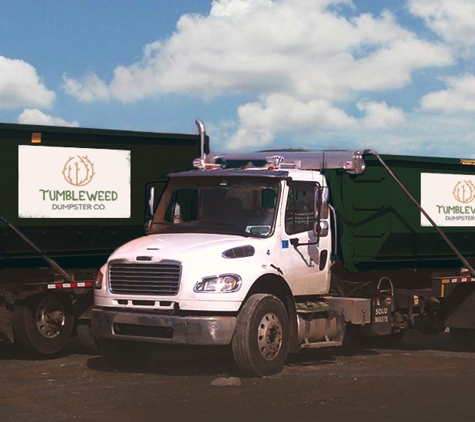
[108,261,181,296]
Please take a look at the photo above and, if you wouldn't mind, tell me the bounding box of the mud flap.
[361,277,394,336]
[368,303,392,336]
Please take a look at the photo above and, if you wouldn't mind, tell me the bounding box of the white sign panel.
[19,145,131,218]
[421,172,475,227]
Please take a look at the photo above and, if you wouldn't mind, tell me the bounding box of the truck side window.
[285,182,315,234]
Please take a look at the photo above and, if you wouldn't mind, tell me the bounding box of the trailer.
[0,121,207,355]
[92,131,475,376]
[323,151,475,348]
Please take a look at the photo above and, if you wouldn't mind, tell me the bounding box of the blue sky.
[1,0,475,157]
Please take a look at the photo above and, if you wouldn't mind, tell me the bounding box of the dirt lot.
[1,331,475,422]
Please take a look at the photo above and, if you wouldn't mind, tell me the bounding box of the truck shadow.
[0,343,78,361]
[85,343,380,377]
[86,345,241,376]
[286,344,378,368]
[0,332,455,377]
[387,331,454,352]
[84,332,456,377]
[287,332,453,367]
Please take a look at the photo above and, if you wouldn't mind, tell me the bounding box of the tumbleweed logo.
[62,155,96,187]
[453,180,475,203]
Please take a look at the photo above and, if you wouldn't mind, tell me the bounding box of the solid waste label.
[421,172,475,227]
[19,145,131,218]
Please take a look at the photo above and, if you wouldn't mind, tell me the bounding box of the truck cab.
[92,151,369,376]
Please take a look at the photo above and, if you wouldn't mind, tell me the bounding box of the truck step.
[299,340,343,349]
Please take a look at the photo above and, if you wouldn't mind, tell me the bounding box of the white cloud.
[226,95,406,150]
[64,0,452,104]
[420,74,475,113]
[63,0,455,151]
[226,94,357,149]
[388,112,475,158]
[408,0,475,49]
[0,56,55,109]
[357,100,406,129]
[210,0,273,18]
[63,73,110,103]
[238,94,356,131]
[226,127,275,151]
[17,109,79,127]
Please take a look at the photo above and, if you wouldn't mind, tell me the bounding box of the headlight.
[194,274,242,293]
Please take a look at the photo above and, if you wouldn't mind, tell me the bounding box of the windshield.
[149,176,280,238]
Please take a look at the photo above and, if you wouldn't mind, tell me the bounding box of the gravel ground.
[1,331,474,422]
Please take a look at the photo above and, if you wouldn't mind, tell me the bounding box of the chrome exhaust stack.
[193,119,207,169]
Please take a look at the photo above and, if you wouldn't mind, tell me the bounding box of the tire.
[232,294,289,377]
[13,293,74,356]
[76,322,100,355]
[98,338,154,369]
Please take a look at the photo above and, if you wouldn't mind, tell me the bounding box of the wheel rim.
[257,312,283,361]
[35,296,66,339]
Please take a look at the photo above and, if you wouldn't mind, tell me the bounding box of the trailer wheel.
[98,338,154,369]
[232,294,289,377]
[13,293,74,356]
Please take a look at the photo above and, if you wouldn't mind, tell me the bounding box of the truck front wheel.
[13,293,74,356]
[232,294,289,377]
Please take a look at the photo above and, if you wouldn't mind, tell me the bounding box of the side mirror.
[148,186,155,216]
[144,178,168,229]
[173,203,183,224]
[144,186,155,234]
[319,187,329,220]
[313,220,329,237]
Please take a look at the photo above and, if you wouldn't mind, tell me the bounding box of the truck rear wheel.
[232,294,289,377]
[13,293,74,356]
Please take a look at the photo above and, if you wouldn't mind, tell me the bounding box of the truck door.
[280,181,330,295]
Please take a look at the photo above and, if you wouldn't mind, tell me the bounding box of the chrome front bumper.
[92,307,236,345]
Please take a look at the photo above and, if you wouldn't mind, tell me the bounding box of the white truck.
[92,123,475,376]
